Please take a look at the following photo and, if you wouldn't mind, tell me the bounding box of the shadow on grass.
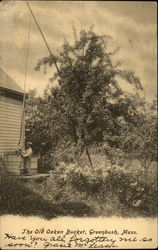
[0,176,93,219]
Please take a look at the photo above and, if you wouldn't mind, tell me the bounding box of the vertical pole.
[18,12,31,149]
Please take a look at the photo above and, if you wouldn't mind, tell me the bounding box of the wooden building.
[0,68,37,175]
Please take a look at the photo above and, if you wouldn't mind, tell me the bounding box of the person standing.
[20,142,33,175]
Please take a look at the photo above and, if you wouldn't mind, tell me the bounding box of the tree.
[35,29,143,167]
[104,97,157,172]
[25,89,50,154]
[25,89,55,170]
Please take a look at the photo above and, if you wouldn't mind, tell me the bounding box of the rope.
[18,12,31,149]
[26,1,62,79]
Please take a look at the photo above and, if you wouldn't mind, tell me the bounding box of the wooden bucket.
[3,152,38,175]
[30,157,38,174]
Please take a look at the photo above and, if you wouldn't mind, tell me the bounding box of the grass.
[0,176,93,219]
[0,154,157,219]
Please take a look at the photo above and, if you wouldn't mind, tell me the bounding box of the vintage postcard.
[0,1,157,249]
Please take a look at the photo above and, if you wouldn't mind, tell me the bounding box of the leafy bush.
[49,162,157,216]
[1,160,157,218]
[38,152,53,172]
[55,145,76,164]
[52,163,108,195]
[103,165,157,216]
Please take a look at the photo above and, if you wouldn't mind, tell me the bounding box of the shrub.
[59,163,108,195]
[50,162,157,217]
[104,165,157,216]
[1,161,156,218]
[38,151,53,172]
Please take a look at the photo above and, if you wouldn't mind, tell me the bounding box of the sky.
[0,1,157,101]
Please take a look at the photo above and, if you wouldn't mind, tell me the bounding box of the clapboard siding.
[0,112,21,118]
[0,136,19,140]
[0,109,21,117]
[0,95,23,155]
[0,126,19,135]
[0,145,19,150]
[0,129,20,135]
[0,118,21,125]
[0,95,22,105]
[0,103,21,112]
[0,123,21,129]
[0,109,21,116]
[0,101,21,109]
[0,70,38,175]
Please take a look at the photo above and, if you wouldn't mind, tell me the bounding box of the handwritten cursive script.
[2,227,154,249]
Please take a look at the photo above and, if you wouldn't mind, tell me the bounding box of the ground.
[0,153,157,219]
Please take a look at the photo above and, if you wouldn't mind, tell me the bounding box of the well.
[1,152,38,175]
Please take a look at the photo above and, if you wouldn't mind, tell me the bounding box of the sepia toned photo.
[0,1,157,249]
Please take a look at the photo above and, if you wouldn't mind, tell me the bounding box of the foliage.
[58,163,107,195]
[24,28,157,173]
[25,89,52,154]
[25,89,58,170]
[33,29,143,167]
[105,164,157,216]
[1,158,157,218]
[0,176,92,218]
[39,161,157,217]
[104,99,157,170]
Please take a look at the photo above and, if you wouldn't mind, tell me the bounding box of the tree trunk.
[85,146,93,168]
[80,129,93,168]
